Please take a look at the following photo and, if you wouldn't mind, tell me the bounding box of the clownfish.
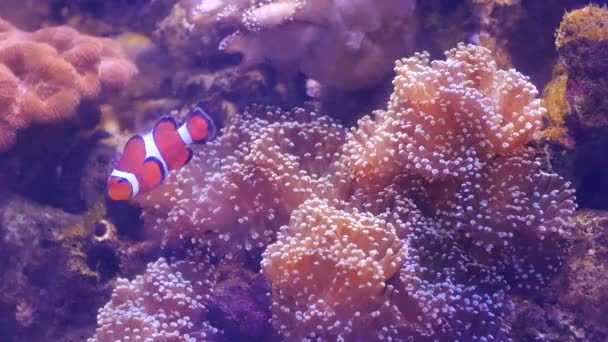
[107,107,218,201]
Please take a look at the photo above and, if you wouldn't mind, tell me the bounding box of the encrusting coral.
[0,17,137,151]
[555,4,608,130]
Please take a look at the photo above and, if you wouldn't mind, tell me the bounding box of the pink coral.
[0,17,137,151]
[258,43,575,340]
[139,105,348,260]
[261,196,512,340]
[345,43,544,189]
[131,43,575,340]
[89,256,219,341]
[261,197,407,340]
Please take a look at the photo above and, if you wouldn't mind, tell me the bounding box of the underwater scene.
[1,0,608,341]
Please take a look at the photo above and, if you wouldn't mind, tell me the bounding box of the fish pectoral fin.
[142,157,166,189]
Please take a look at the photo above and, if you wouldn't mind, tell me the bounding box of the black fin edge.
[154,115,179,131]
[190,107,219,144]
[185,147,194,166]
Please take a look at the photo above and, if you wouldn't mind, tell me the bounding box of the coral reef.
[139,105,348,260]
[159,0,419,88]
[257,44,575,340]
[344,43,543,189]
[0,17,137,151]
[0,0,600,339]
[219,0,417,90]
[555,4,608,130]
[512,210,608,341]
[89,256,220,341]
[0,194,108,341]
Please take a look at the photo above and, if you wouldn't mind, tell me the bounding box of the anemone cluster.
[121,43,577,340]
[89,255,220,341]
[138,105,349,260]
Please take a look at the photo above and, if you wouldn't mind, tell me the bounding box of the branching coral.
[345,43,544,189]
[0,17,137,151]
[139,105,348,260]
[89,256,219,342]
[219,0,417,90]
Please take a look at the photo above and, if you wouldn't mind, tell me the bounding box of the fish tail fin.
[186,106,219,144]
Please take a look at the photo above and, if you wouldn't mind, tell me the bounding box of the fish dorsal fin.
[153,116,179,144]
[187,107,218,143]
[117,135,145,173]
[154,115,178,132]
[142,156,166,191]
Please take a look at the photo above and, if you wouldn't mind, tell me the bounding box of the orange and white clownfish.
[107,107,218,201]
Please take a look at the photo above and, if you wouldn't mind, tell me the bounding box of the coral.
[555,4,608,130]
[538,63,570,144]
[262,197,512,340]
[0,194,109,341]
[542,5,608,209]
[0,17,137,151]
[345,43,544,190]
[511,210,608,341]
[208,265,275,340]
[261,197,407,340]
[558,211,608,337]
[219,0,417,90]
[89,256,220,342]
[156,0,253,65]
[257,43,575,340]
[139,105,348,260]
[555,4,608,54]
[469,0,589,87]
[436,151,576,291]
